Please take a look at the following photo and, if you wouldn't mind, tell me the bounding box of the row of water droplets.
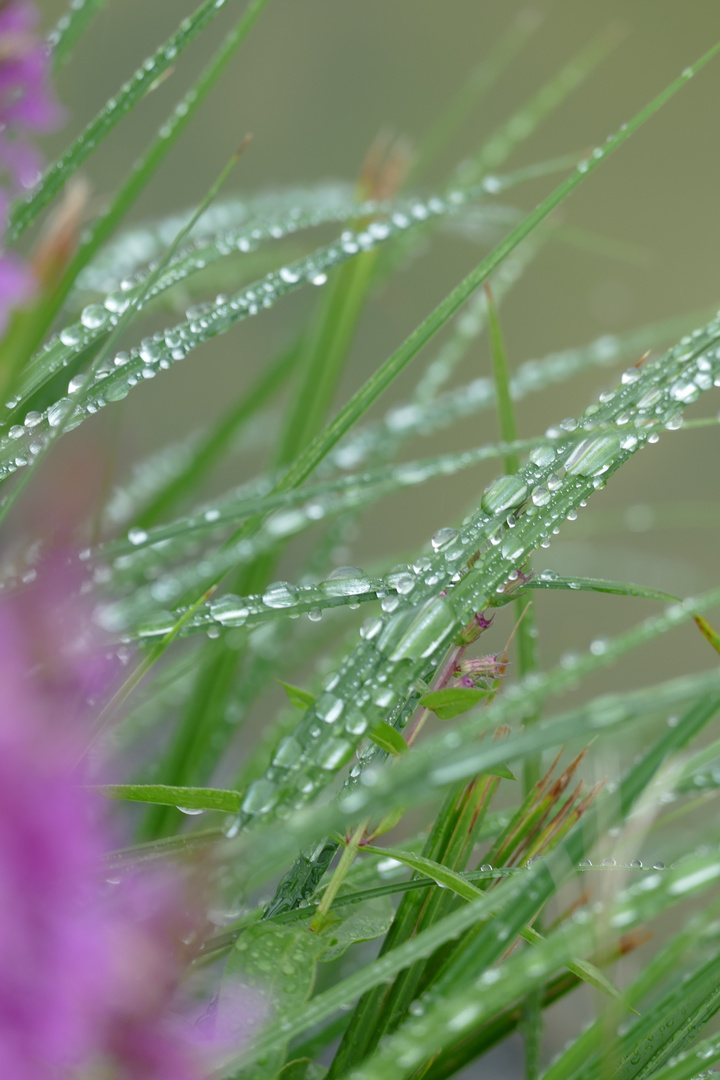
[15,0,232,241]
[96,419,660,642]
[9,189,399,420]
[104,426,612,563]
[96,564,419,639]
[80,324,640,622]
[327,318,673,474]
[0,187,482,481]
[231,314,720,832]
[74,183,357,292]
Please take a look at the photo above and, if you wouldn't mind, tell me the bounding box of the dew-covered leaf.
[319,895,394,962]
[220,922,328,1080]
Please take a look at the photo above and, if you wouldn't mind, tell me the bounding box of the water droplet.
[388,597,457,662]
[279,266,300,284]
[529,445,556,468]
[210,594,249,626]
[68,374,87,394]
[128,527,148,545]
[481,475,528,515]
[670,379,699,404]
[318,737,353,770]
[431,527,458,552]
[272,736,302,767]
[80,304,108,330]
[565,434,620,477]
[311,272,327,286]
[59,326,82,347]
[262,581,298,609]
[360,617,383,640]
[392,571,416,595]
[139,338,163,364]
[531,486,550,507]
[177,805,204,816]
[316,693,344,725]
[241,778,278,815]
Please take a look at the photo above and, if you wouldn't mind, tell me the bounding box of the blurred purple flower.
[0,0,62,332]
[0,567,251,1079]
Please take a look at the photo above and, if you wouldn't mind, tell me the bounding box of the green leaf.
[368,723,409,756]
[220,922,328,1080]
[279,681,316,711]
[319,896,394,962]
[420,687,490,720]
[91,783,240,813]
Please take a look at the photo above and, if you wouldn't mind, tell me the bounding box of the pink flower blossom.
[0,0,62,332]
[0,567,250,1079]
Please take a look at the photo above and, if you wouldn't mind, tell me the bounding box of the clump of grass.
[2,3,720,1078]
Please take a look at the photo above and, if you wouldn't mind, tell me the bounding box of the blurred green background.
[33,0,720,1071]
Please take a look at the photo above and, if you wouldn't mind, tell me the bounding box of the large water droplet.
[388,597,457,662]
[241,778,278,815]
[80,304,108,330]
[318,738,353,770]
[529,445,556,468]
[481,475,528,515]
[564,434,620,477]
[431,527,458,552]
[210,594,249,626]
[262,581,298,609]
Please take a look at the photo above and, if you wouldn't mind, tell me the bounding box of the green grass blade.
[8,0,241,242]
[93,783,241,812]
[409,11,542,182]
[49,0,110,68]
[24,0,272,363]
[275,41,720,496]
[455,27,622,188]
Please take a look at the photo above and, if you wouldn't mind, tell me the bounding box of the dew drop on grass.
[262,581,298,608]
[59,326,82,347]
[210,594,249,627]
[564,433,620,477]
[431,527,458,551]
[80,304,108,329]
[481,475,528,515]
[241,778,278,815]
[128,527,148,545]
[531,486,550,506]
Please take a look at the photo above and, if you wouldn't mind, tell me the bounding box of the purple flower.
[0,566,251,1079]
[0,0,62,332]
[455,654,505,685]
